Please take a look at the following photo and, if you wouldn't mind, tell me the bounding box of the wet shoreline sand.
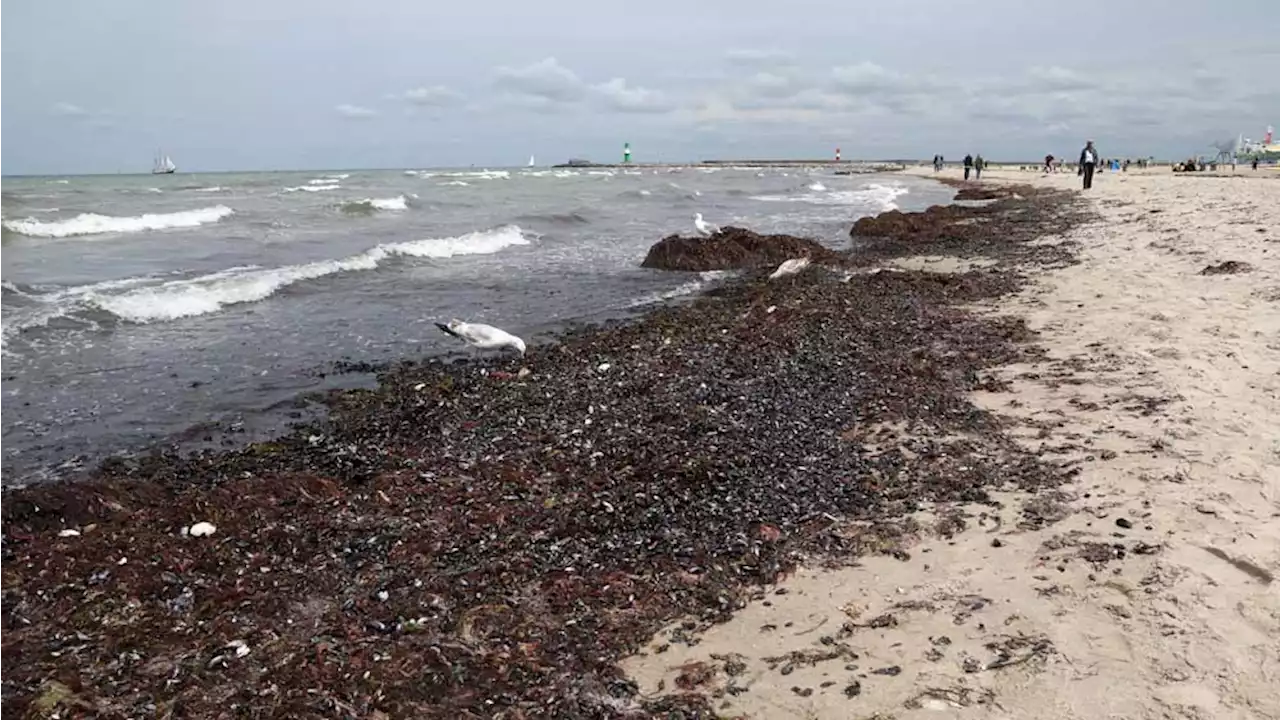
[10,170,1270,718]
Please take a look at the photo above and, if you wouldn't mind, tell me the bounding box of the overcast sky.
[4,0,1278,174]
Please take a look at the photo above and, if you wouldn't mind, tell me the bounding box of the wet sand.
[624,168,1280,719]
[6,169,1275,719]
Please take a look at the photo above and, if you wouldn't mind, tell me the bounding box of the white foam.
[345,195,408,211]
[751,182,908,209]
[310,173,350,184]
[193,186,225,192]
[1,205,235,238]
[4,226,533,332]
[440,180,470,187]
[629,271,729,307]
[808,181,828,192]
[284,184,340,193]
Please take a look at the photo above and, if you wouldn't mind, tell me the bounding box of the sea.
[1,165,952,484]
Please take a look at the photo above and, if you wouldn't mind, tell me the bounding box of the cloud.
[398,86,462,106]
[1025,65,1092,92]
[829,62,915,95]
[51,102,88,117]
[744,72,802,99]
[592,78,674,113]
[335,103,376,118]
[724,49,793,67]
[494,57,585,102]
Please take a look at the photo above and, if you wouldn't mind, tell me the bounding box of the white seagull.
[769,257,812,281]
[694,213,719,237]
[435,319,527,356]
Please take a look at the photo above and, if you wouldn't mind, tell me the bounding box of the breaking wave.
[752,182,908,210]
[340,196,409,214]
[1,205,235,238]
[1,226,533,339]
[284,184,340,193]
[628,271,730,308]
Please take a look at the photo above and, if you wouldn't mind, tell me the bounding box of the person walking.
[974,154,986,180]
[1253,157,1260,171]
[963,153,974,181]
[1078,140,1099,190]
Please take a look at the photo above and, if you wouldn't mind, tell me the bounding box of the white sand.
[623,168,1280,719]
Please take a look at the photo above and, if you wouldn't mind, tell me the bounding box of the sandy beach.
[4,168,1276,719]
[624,168,1280,718]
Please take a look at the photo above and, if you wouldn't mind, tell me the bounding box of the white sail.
[528,155,535,167]
[152,150,177,174]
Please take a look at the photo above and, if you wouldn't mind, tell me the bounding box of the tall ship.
[152,151,177,175]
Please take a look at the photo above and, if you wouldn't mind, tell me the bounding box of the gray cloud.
[335,104,377,119]
[494,57,585,103]
[1024,65,1093,92]
[50,101,88,117]
[592,78,674,113]
[724,49,793,67]
[398,86,462,106]
[5,0,1279,173]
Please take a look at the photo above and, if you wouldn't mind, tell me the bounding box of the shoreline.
[1,183,1093,717]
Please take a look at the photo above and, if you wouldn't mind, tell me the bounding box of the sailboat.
[152,151,177,175]
[528,155,536,168]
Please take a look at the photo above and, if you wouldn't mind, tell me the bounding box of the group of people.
[961,154,986,180]
[930,140,1108,190]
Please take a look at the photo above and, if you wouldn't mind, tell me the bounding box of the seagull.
[694,213,719,237]
[435,319,527,356]
[769,257,811,281]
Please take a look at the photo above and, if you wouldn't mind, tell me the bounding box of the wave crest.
[2,226,532,338]
[340,196,409,214]
[1,206,235,238]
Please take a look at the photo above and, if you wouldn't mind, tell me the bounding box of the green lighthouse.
[623,142,631,164]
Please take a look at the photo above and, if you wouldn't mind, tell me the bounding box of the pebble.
[1115,518,1134,530]
[57,529,81,538]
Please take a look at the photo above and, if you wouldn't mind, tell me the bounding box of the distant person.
[1123,159,1130,172]
[974,154,986,179]
[933,154,942,172]
[1044,154,1055,173]
[963,153,974,180]
[1078,140,1099,190]
[1253,158,1259,171]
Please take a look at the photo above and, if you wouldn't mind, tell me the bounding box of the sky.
[3,0,1279,175]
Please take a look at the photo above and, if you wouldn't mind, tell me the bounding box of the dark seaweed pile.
[850,187,1077,268]
[2,188,1089,719]
[641,226,841,272]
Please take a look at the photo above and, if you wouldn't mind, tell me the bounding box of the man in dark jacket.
[1078,140,1099,189]
[963,154,974,181]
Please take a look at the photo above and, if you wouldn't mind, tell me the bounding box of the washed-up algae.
[2,187,1090,719]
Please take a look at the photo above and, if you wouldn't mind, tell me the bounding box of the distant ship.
[152,151,177,175]
[528,155,536,167]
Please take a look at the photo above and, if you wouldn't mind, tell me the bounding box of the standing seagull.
[435,319,527,356]
[769,257,811,281]
[694,213,719,237]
